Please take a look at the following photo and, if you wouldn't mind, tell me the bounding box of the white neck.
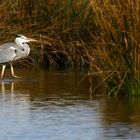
[14,38,30,60]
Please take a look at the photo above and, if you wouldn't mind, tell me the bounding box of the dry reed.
[0,0,140,95]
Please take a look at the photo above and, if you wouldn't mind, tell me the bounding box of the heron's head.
[15,34,36,45]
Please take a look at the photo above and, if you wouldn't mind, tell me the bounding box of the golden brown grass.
[0,0,140,95]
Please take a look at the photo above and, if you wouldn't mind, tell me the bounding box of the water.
[0,68,140,140]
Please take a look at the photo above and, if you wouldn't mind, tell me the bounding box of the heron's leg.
[1,64,6,79]
[10,63,15,76]
[10,63,22,78]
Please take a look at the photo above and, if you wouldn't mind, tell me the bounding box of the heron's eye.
[15,50,17,53]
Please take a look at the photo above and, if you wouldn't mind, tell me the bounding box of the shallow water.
[0,68,140,140]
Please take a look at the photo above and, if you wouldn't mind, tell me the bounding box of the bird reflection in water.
[0,79,30,110]
[1,81,14,106]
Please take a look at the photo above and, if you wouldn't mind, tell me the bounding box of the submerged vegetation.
[0,0,140,95]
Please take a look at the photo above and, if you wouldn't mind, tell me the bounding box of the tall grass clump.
[0,0,140,95]
[90,0,140,96]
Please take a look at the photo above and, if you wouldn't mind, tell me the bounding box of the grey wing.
[0,43,17,63]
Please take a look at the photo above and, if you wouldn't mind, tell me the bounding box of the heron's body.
[0,35,36,78]
[0,43,17,64]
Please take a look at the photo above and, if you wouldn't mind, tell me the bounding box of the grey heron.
[0,34,36,78]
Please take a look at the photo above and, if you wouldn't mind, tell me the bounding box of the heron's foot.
[12,75,23,79]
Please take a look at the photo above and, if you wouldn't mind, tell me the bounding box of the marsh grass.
[0,0,140,95]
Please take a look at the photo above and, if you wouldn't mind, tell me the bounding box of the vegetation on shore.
[0,0,140,95]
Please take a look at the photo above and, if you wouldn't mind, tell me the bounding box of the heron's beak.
[28,38,37,42]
